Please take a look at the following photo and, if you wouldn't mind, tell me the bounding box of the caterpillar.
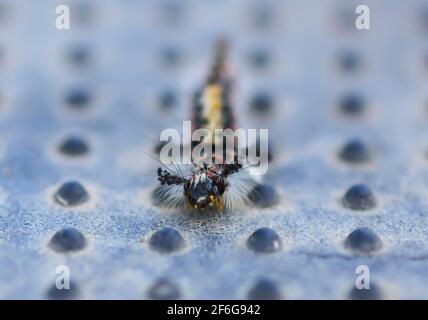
[156,39,261,212]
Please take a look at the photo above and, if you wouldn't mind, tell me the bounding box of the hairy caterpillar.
[156,39,263,212]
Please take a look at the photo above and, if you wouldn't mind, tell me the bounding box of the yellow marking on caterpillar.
[203,84,224,145]
[215,196,224,213]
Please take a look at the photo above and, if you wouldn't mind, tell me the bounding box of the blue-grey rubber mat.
[1,0,428,299]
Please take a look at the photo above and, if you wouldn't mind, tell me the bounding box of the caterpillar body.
[156,39,260,212]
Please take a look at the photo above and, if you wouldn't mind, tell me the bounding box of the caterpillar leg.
[214,195,224,213]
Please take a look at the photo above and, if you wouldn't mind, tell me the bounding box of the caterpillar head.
[184,174,221,209]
